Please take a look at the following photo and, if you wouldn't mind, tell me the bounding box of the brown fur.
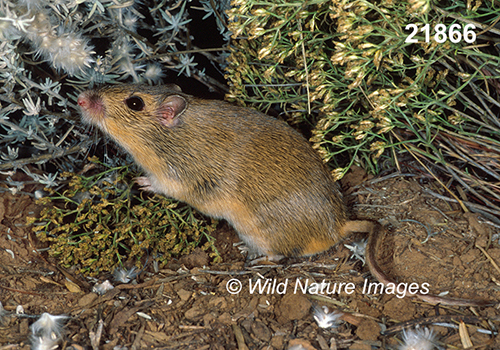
[79,84,351,258]
[78,84,491,306]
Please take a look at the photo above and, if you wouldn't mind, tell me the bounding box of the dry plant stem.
[298,19,311,115]
[452,164,500,203]
[0,119,56,151]
[56,124,75,147]
[440,138,500,182]
[307,294,349,309]
[116,278,158,290]
[458,55,491,96]
[440,128,500,154]
[209,0,227,27]
[0,141,93,171]
[459,321,474,348]
[191,71,229,94]
[433,6,500,36]
[451,84,491,122]
[423,189,500,224]
[135,47,227,60]
[475,244,500,276]
[381,315,485,336]
[445,103,498,133]
[0,188,35,197]
[468,80,500,127]
[437,59,499,130]
[362,172,418,185]
[471,81,500,111]
[391,130,468,212]
[443,163,500,211]
[0,285,44,296]
[200,269,252,276]
[55,265,92,290]
[445,79,499,129]
[436,141,500,195]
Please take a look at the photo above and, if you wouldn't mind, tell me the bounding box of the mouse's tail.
[361,220,494,307]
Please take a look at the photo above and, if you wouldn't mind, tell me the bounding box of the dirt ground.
[0,167,499,350]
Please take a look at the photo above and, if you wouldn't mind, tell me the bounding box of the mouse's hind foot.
[234,241,284,265]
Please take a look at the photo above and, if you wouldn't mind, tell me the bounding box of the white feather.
[399,327,437,350]
[30,313,68,339]
[312,306,343,329]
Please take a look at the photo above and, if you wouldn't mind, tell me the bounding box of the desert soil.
[0,166,499,350]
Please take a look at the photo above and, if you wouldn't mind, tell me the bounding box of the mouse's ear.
[157,95,187,127]
[164,84,182,92]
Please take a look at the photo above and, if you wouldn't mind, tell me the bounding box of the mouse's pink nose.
[77,91,105,122]
[77,95,89,109]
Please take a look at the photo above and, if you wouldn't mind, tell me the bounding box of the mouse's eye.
[125,96,145,111]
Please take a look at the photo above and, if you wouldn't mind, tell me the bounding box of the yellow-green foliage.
[29,158,220,276]
[226,0,500,178]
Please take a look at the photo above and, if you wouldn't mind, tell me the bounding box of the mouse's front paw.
[135,176,155,192]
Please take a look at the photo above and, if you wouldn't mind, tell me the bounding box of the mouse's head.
[78,84,193,175]
[78,84,188,135]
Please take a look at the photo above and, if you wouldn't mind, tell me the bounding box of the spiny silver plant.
[0,0,231,192]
